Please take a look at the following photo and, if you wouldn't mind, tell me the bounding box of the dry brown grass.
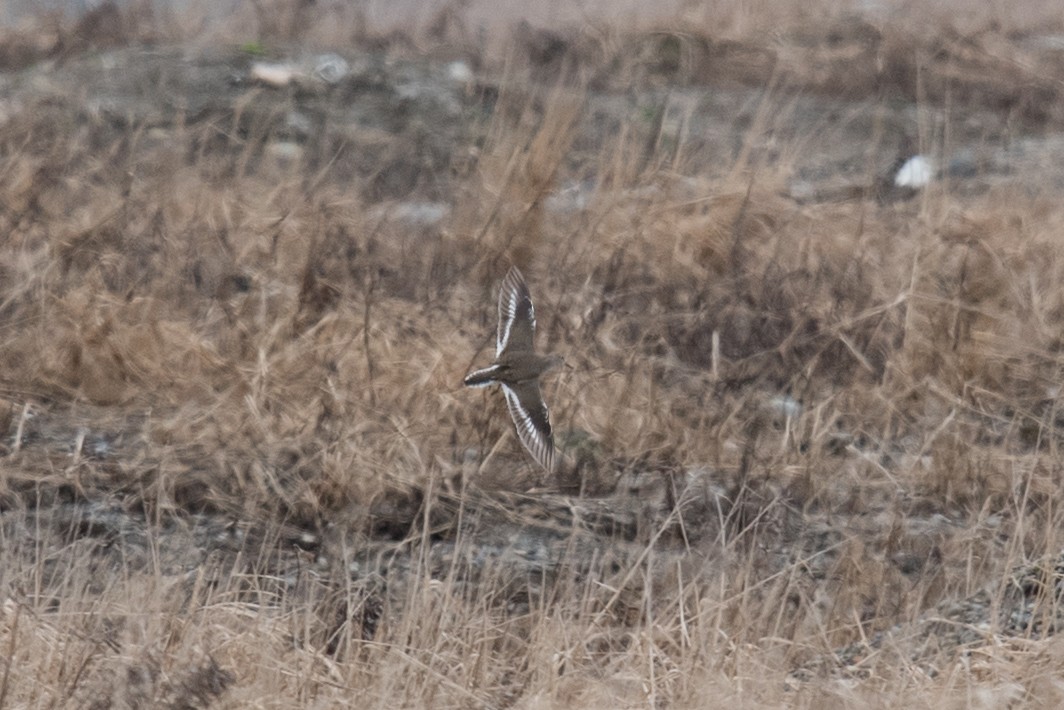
[3,1,1064,707]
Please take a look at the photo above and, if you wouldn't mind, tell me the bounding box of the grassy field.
[3,1,1064,707]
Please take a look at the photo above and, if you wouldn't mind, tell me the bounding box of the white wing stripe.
[498,287,517,355]
[502,385,553,471]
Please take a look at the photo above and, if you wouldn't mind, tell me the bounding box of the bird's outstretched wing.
[497,266,536,357]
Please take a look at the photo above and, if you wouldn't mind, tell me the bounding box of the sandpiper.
[464,266,562,473]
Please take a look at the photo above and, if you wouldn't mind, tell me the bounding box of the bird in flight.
[464,266,562,473]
